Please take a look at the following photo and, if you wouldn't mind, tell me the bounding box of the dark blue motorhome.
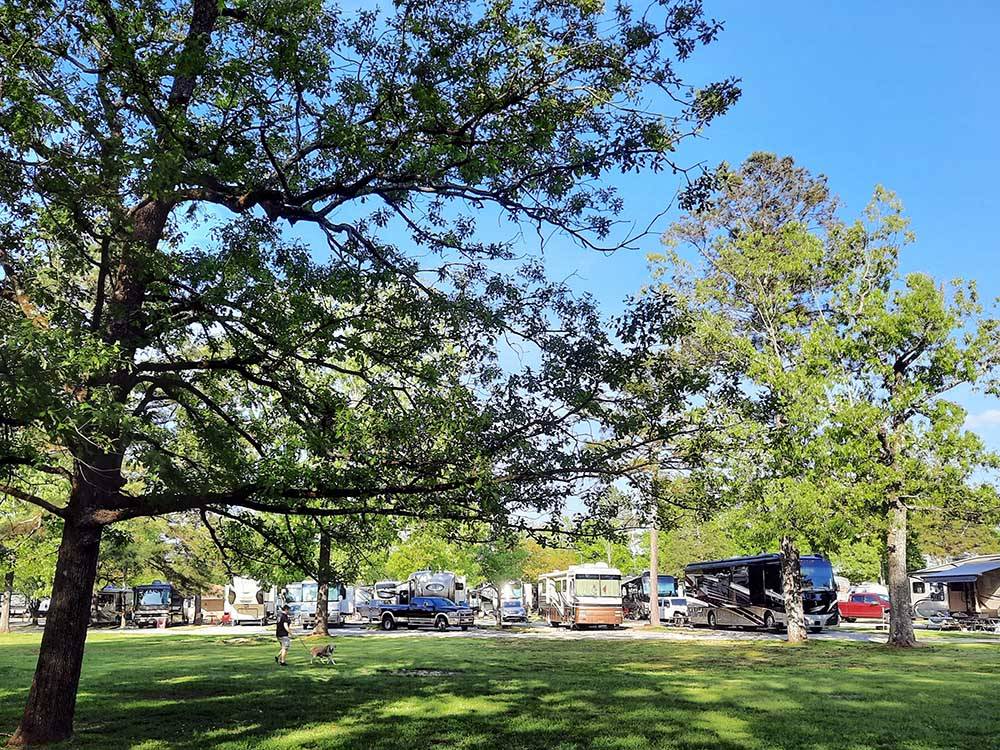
[685,554,838,632]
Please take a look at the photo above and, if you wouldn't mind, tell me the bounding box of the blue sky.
[536,0,1000,444]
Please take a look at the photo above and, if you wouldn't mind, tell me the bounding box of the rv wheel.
[763,612,775,631]
[707,611,718,629]
[381,614,396,631]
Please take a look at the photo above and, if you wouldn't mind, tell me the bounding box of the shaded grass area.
[1,632,998,749]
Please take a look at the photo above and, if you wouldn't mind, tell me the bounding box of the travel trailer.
[685,554,839,632]
[223,577,276,625]
[912,555,1000,616]
[403,570,468,606]
[132,581,187,627]
[538,562,624,629]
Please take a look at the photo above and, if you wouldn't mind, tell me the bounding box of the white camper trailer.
[223,577,276,625]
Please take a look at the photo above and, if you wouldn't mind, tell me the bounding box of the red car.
[838,593,890,621]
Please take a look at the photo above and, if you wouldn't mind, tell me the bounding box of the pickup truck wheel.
[381,614,396,631]
[461,625,469,631]
[435,616,449,632]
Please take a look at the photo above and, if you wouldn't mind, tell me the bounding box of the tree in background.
[653,153,850,641]
[1,507,58,632]
[0,0,737,741]
[656,154,1000,647]
[823,239,1000,644]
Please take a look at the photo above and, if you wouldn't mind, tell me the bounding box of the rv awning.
[919,560,1000,584]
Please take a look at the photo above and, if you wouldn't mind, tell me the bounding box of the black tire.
[842,617,855,623]
[461,625,469,631]
[435,616,449,632]
[673,613,684,627]
[763,612,775,631]
[381,614,396,631]
[809,626,823,634]
[707,611,718,629]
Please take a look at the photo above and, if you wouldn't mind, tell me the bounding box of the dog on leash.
[310,644,336,665]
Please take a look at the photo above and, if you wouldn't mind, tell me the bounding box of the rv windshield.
[139,589,169,607]
[576,574,622,597]
[643,575,677,597]
[801,559,835,591]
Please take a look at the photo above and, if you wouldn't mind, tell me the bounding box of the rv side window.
[912,582,925,594]
[732,566,749,589]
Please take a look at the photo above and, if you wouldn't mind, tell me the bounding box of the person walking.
[275,604,292,666]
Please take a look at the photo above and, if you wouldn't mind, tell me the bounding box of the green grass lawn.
[2,632,998,750]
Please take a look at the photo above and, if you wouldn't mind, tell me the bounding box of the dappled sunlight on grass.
[1,632,999,748]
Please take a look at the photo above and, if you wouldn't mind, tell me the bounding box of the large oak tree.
[0,0,737,743]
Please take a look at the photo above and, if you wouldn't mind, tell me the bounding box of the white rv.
[223,577,276,625]
[283,579,350,628]
[405,570,468,605]
[538,562,624,629]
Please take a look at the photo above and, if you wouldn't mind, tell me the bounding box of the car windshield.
[801,559,835,590]
[502,601,523,608]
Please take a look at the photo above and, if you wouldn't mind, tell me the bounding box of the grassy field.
[1,632,998,750]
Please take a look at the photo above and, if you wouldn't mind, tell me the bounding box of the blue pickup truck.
[377,596,475,632]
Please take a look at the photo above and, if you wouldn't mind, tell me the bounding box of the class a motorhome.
[223,577,276,625]
[132,581,187,627]
[538,562,624,629]
[912,554,1000,616]
[685,553,839,632]
[283,579,350,627]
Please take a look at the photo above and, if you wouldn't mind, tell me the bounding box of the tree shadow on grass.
[1,634,998,749]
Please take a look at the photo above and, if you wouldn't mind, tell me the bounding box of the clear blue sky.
[538,0,1000,443]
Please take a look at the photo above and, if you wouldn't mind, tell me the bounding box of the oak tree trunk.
[886,498,916,647]
[193,592,203,626]
[312,531,330,636]
[780,536,807,643]
[649,524,659,626]
[9,518,103,746]
[0,569,14,633]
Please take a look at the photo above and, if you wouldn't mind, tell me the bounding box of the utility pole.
[649,523,659,627]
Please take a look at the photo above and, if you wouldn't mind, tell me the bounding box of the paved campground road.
[10,618,995,645]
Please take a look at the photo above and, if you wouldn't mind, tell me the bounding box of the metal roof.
[918,558,1000,583]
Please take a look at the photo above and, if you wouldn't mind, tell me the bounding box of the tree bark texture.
[1,569,14,633]
[886,498,917,647]
[312,531,331,636]
[780,535,807,643]
[649,524,659,626]
[9,519,103,746]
